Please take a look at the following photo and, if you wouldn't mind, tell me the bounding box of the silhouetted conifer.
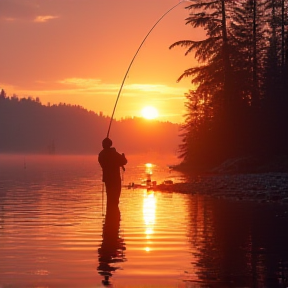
[173,0,288,171]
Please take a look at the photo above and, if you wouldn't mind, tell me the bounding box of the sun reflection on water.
[144,163,153,186]
[143,190,156,252]
[145,162,153,169]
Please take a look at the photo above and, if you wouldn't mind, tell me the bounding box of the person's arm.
[121,153,127,166]
[115,150,127,166]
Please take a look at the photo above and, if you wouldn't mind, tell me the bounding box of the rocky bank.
[155,172,288,204]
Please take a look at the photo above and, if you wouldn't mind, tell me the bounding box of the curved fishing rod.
[106,0,187,138]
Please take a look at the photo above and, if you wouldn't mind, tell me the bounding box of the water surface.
[0,154,288,288]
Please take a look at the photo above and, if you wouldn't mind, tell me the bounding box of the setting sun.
[141,106,159,120]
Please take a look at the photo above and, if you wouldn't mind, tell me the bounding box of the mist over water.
[0,154,288,288]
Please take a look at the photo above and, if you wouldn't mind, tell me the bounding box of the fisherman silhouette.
[98,138,127,208]
[97,205,126,285]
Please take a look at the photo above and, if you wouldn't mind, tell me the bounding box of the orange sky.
[0,0,203,123]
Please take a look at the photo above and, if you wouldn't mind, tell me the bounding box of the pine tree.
[262,0,288,154]
[173,0,288,170]
[170,0,237,107]
[170,0,240,168]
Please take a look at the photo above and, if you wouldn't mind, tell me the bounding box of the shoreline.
[155,172,288,204]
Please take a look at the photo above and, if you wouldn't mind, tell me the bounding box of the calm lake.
[0,154,288,288]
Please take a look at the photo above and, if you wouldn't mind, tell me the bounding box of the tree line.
[171,0,288,171]
[0,90,180,155]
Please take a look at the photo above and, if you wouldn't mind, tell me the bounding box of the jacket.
[98,147,127,182]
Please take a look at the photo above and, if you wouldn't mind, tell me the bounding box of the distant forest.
[0,91,180,155]
[171,0,288,171]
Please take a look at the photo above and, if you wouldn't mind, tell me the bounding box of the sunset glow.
[141,106,159,120]
[0,0,203,123]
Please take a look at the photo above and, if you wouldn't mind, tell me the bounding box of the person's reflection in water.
[97,204,126,286]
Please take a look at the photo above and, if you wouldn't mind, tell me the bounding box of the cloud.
[125,84,168,92]
[58,78,102,87]
[2,78,187,109]
[124,83,187,96]
[0,0,58,23]
[34,15,59,23]
[57,78,120,94]
[0,0,38,21]
[57,78,187,97]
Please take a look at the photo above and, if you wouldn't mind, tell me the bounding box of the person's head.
[102,137,112,149]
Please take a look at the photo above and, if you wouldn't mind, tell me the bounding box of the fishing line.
[106,0,187,138]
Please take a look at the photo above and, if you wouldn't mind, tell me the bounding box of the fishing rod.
[106,0,188,138]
